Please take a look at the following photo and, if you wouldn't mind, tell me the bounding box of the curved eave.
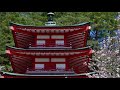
[1,71,95,77]
[6,46,93,57]
[6,45,92,51]
[9,22,91,28]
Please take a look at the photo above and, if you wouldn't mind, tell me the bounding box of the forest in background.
[0,12,118,72]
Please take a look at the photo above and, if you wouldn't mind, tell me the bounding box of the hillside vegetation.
[0,12,118,68]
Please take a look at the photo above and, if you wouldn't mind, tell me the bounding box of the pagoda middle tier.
[6,46,92,74]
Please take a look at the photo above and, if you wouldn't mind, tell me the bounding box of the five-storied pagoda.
[1,12,93,78]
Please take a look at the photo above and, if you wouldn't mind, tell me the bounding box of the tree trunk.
[95,30,98,40]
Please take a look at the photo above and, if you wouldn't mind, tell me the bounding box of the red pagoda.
[1,12,94,78]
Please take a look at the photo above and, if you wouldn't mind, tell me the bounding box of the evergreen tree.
[0,12,118,64]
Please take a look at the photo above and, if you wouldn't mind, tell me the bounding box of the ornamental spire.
[47,12,54,21]
[45,12,56,26]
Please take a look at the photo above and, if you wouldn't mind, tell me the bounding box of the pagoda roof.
[6,45,91,51]
[9,22,91,34]
[9,22,90,28]
[6,46,92,57]
[1,71,95,77]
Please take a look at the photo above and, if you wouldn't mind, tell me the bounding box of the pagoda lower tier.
[1,46,93,78]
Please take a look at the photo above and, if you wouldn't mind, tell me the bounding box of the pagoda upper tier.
[9,22,91,49]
